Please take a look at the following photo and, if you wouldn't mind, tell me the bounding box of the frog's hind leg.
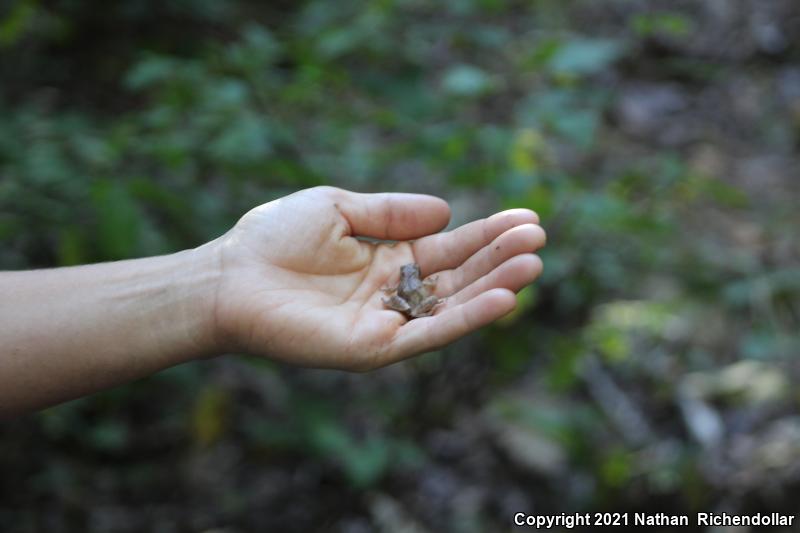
[383,294,412,314]
[410,295,442,318]
[422,275,438,291]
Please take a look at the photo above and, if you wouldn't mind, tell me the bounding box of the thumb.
[327,187,451,241]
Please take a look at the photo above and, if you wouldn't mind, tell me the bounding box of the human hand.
[207,186,545,371]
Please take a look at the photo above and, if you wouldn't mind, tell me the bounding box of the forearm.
[0,245,221,417]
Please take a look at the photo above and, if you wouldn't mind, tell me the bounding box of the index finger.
[412,209,539,275]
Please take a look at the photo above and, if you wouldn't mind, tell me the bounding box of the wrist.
[164,241,226,360]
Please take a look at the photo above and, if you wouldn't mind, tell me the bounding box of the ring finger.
[442,253,543,308]
[432,223,545,297]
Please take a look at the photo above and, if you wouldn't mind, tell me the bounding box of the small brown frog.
[382,263,442,319]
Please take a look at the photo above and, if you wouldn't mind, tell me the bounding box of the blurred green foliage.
[2,0,800,531]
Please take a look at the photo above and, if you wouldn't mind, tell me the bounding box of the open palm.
[211,186,545,371]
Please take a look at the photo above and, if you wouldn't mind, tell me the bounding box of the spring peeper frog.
[382,263,442,319]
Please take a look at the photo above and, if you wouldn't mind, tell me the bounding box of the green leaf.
[442,64,494,96]
[208,114,273,163]
[88,420,129,452]
[631,12,693,38]
[548,38,624,76]
[57,226,86,266]
[0,0,36,47]
[91,181,143,260]
[124,56,177,91]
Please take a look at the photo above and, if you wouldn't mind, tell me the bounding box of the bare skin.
[0,186,546,416]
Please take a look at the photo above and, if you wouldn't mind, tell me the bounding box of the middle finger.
[432,223,546,297]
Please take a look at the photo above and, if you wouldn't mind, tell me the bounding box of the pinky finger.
[377,288,517,367]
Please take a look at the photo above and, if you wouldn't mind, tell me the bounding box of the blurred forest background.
[1,0,800,531]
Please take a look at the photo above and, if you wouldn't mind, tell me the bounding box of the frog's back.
[397,263,424,302]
